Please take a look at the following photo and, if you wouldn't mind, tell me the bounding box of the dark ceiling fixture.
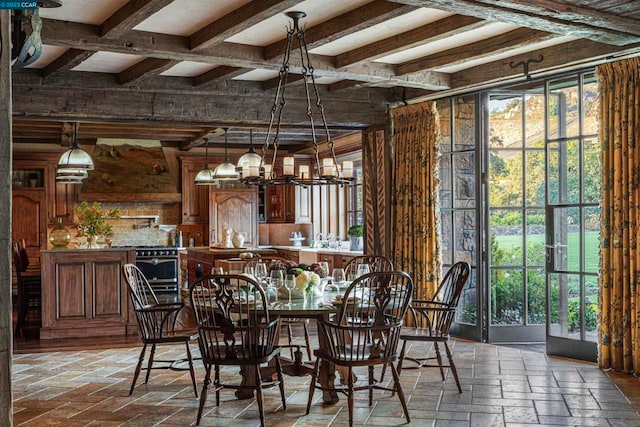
[11,9,42,71]
[238,11,354,187]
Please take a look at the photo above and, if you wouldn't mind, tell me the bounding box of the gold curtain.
[597,57,640,373]
[390,102,440,299]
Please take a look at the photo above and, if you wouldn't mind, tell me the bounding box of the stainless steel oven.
[135,246,179,296]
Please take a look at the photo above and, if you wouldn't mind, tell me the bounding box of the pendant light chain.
[238,11,355,186]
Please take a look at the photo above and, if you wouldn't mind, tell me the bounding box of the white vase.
[349,236,363,251]
[232,231,245,248]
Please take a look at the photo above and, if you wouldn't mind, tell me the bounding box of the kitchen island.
[40,247,136,340]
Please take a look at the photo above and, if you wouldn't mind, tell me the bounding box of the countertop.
[261,245,363,256]
[41,247,135,252]
[185,245,362,257]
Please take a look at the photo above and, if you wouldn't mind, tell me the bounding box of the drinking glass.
[269,269,284,302]
[332,268,345,285]
[254,261,268,283]
[284,273,296,307]
[318,261,329,278]
[243,265,255,279]
[356,263,370,277]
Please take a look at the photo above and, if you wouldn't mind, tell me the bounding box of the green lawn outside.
[494,231,600,272]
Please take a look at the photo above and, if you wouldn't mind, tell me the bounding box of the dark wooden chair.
[190,274,286,427]
[398,261,470,393]
[123,263,198,396]
[12,241,41,337]
[344,255,393,278]
[243,256,313,360]
[306,271,413,426]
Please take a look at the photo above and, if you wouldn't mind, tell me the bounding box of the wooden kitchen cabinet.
[12,187,47,267]
[266,184,295,223]
[13,155,77,226]
[210,188,258,248]
[277,248,300,264]
[180,157,210,227]
[333,253,356,268]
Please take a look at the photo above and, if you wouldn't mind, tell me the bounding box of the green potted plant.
[74,201,119,248]
[347,224,364,251]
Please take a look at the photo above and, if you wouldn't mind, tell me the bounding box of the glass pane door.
[485,91,546,343]
[545,74,599,361]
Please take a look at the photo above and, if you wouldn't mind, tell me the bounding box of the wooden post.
[0,9,14,426]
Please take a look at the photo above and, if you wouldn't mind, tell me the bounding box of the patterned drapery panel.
[362,127,387,256]
[597,57,640,373]
[390,102,440,300]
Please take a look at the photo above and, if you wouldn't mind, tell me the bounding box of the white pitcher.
[232,230,245,248]
[222,228,234,248]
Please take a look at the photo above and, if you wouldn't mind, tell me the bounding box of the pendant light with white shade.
[236,129,262,177]
[212,128,239,181]
[194,136,216,185]
[56,122,93,183]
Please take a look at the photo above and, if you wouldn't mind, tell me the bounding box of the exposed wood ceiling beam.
[262,74,304,91]
[192,66,249,87]
[101,0,175,38]
[117,58,179,85]
[264,1,417,59]
[41,18,450,90]
[181,127,226,151]
[189,0,300,50]
[328,80,364,92]
[12,85,387,128]
[475,0,640,36]
[396,28,557,75]
[448,39,640,96]
[389,0,640,45]
[13,70,390,106]
[40,48,95,77]
[335,15,485,68]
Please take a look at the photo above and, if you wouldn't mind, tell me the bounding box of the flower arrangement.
[286,264,321,298]
[74,201,120,243]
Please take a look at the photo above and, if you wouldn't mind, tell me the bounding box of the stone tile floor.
[12,338,640,426]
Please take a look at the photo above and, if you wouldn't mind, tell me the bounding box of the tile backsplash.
[56,202,181,248]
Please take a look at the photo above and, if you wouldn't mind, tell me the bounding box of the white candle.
[283,157,295,176]
[264,164,272,179]
[342,160,353,178]
[299,165,309,180]
[242,164,250,178]
[248,165,259,177]
[322,158,335,176]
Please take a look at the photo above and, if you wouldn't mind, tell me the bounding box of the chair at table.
[398,261,470,393]
[12,241,42,337]
[190,273,286,427]
[243,256,313,361]
[123,264,198,396]
[344,255,393,278]
[17,238,40,274]
[306,271,413,426]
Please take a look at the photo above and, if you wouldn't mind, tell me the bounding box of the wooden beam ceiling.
[390,0,640,45]
[40,18,450,91]
[189,0,300,50]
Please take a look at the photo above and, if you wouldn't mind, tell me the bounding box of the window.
[347,162,363,227]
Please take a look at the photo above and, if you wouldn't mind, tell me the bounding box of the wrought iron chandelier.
[239,11,354,187]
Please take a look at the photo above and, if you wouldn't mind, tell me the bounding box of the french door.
[445,71,600,361]
[484,90,546,343]
[545,73,599,361]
